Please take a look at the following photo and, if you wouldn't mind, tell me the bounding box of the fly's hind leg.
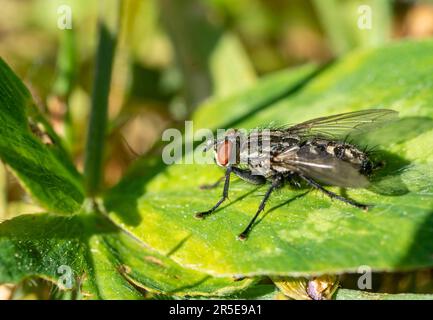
[299,174,369,210]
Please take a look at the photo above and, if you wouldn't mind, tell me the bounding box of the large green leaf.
[106,39,433,277]
[0,213,141,299]
[0,212,255,299]
[0,58,83,214]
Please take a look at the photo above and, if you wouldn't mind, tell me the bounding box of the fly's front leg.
[299,174,369,210]
[195,167,232,219]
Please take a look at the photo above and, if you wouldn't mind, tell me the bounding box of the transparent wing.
[274,151,369,188]
[285,109,398,140]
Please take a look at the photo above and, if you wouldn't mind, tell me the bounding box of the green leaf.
[106,39,433,277]
[335,289,433,300]
[0,212,256,299]
[0,213,137,299]
[0,57,83,214]
[83,3,119,196]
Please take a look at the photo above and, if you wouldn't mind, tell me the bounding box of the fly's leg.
[299,174,369,210]
[195,167,232,219]
[199,176,225,190]
[197,168,265,218]
[237,176,283,241]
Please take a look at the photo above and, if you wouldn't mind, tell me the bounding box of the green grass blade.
[84,2,120,196]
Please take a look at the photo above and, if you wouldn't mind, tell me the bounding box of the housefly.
[195,109,398,240]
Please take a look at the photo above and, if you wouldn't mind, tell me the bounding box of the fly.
[195,109,398,240]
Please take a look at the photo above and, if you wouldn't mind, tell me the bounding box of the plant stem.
[84,1,120,196]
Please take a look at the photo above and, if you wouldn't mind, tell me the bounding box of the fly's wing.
[285,109,398,140]
[273,149,369,188]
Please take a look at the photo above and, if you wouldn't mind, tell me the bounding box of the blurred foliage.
[1,0,433,300]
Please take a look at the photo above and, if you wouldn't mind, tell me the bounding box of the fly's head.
[207,129,244,168]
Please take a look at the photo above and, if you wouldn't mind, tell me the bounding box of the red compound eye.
[217,140,232,166]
